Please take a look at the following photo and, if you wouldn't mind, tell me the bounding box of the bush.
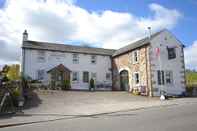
[132,88,140,95]
[31,79,41,83]
[2,75,9,82]
[89,78,95,91]
[186,85,194,96]
[11,87,21,107]
[62,80,71,90]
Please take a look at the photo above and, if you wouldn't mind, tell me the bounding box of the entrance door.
[120,70,129,91]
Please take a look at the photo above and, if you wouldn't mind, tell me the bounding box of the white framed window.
[91,72,97,81]
[106,73,111,80]
[73,54,79,64]
[83,71,89,83]
[37,50,45,63]
[91,55,97,64]
[133,50,139,64]
[37,69,45,80]
[166,70,173,84]
[72,72,79,82]
[157,70,165,85]
[167,48,176,59]
[133,72,140,85]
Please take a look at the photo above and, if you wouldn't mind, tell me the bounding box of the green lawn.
[186,71,197,86]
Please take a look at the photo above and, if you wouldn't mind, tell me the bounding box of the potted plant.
[89,78,95,91]
[62,80,71,90]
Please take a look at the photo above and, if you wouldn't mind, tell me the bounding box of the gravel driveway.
[23,90,171,115]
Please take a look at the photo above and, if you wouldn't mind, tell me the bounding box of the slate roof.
[47,64,71,73]
[23,40,116,56]
[23,29,179,57]
[112,29,166,57]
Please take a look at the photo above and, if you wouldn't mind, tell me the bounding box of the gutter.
[112,43,150,58]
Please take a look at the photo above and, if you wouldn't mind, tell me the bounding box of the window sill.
[72,81,79,83]
[133,61,139,64]
[168,58,176,60]
[134,84,140,87]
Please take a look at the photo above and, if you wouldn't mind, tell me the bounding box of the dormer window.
[73,54,79,64]
[37,50,45,63]
[91,55,96,64]
[133,50,139,63]
[167,47,176,59]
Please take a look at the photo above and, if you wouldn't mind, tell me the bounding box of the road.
[1,102,197,131]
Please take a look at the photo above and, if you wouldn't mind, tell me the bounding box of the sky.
[0,0,196,70]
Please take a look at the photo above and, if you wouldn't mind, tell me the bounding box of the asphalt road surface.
[1,102,197,131]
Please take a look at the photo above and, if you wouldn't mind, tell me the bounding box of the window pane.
[135,52,138,62]
[73,54,79,64]
[91,73,97,81]
[37,51,45,63]
[83,72,89,83]
[106,73,111,80]
[38,70,45,80]
[166,71,173,84]
[133,50,139,63]
[72,72,78,81]
[157,70,165,85]
[134,72,139,85]
[91,55,96,64]
[168,48,176,59]
[161,71,165,85]
[157,70,161,85]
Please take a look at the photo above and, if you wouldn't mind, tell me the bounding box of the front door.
[120,70,129,91]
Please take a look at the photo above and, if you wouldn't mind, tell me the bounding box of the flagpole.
[158,46,163,95]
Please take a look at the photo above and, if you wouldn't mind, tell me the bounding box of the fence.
[0,85,16,115]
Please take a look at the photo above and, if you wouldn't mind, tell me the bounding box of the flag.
[155,47,160,58]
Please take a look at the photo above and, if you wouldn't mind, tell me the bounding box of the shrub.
[132,88,140,95]
[2,75,9,82]
[62,80,71,90]
[11,87,21,107]
[89,78,95,91]
[186,85,194,96]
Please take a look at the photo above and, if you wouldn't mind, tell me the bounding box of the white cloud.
[0,0,182,66]
[184,41,197,70]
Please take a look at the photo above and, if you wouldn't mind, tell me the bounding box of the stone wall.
[112,45,151,96]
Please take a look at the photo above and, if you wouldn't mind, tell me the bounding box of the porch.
[47,64,71,90]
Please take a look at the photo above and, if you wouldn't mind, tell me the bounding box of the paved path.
[1,99,197,131]
[0,90,197,128]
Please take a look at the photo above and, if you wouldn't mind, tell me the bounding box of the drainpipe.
[146,45,153,97]
[111,56,114,91]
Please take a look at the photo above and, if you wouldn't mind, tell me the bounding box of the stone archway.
[120,70,129,91]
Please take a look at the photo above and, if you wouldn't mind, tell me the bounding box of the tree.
[2,65,10,74]
[7,64,20,80]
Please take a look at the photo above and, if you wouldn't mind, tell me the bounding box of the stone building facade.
[111,29,186,96]
[112,45,152,96]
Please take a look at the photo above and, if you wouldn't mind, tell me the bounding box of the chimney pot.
[147,27,151,39]
[23,30,28,41]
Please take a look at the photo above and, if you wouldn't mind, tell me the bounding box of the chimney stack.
[23,30,28,41]
[147,27,151,39]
